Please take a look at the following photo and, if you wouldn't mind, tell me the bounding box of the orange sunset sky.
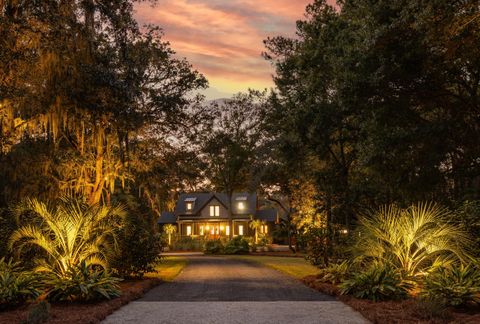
[134,0,336,100]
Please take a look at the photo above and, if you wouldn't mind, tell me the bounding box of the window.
[238,225,244,236]
[238,202,245,210]
[226,225,230,236]
[200,226,204,236]
[185,197,196,212]
[261,225,268,234]
[209,205,220,217]
[186,225,192,236]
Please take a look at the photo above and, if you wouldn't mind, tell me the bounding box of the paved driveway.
[103,256,368,324]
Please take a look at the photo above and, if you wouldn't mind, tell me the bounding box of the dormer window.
[185,197,196,212]
[236,196,247,211]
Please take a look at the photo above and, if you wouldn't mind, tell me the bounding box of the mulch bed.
[0,278,163,324]
[302,275,480,324]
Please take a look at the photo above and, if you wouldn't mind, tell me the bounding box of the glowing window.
[200,226,204,235]
[238,225,244,236]
[238,202,245,210]
[209,205,220,216]
[226,225,230,236]
[186,202,193,211]
[186,225,192,236]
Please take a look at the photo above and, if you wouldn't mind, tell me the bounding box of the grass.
[228,255,320,279]
[145,256,187,281]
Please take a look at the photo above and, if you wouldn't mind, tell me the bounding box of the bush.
[0,258,41,309]
[224,236,249,255]
[340,263,410,301]
[420,263,480,307]
[110,196,162,278]
[317,261,350,284]
[45,261,121,302]
[204,239,224,254]
[353,203,471,278]
[173,236,205,251]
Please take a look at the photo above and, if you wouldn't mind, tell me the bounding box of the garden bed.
[302,275,480,324]
[0,257,187,324]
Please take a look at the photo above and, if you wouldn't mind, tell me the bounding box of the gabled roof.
[173,192,257,216]
[255,209,277,222]
[158,212,177,224]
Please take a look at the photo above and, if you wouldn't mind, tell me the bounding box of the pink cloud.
[134,0,337,98]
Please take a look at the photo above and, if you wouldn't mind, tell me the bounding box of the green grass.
[145,256,187,281]
[228,255,320,279]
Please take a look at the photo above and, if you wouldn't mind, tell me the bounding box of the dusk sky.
[134,0,333,99]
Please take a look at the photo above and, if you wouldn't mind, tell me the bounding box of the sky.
[134,0,323,100]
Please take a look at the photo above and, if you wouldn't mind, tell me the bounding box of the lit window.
[186,202,193,211]
[210,226,214,235]
[238,225,244,236]
[209,205,220,216]
[226,225,230,236]
[186,225,192,236]
[200,226,204,235]
[238,202,245,210]
[264,225,268,234]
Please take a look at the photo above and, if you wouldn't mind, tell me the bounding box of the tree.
[164,224,177,246]
[199,91,267,237]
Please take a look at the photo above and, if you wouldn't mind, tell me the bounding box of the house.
[158,192,277,238]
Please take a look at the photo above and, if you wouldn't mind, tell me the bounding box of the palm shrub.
[45,261,121,302]
[340,262,410,301]
[420,263,480,307]
[353,202,471,279]
[0,258,41,309]
[163,224,176,247]
[317,261,351,284]
[9,197,125,277]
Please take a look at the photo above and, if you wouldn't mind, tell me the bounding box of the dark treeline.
[261,0,480,228]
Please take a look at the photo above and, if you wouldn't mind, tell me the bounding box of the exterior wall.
[200,198,228,218]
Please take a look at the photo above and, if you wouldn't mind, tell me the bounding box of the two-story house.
[158,192,277,238]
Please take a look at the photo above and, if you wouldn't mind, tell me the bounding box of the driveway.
[103,256,368,324]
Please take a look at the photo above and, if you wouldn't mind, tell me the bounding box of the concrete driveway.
[103,256,368,324]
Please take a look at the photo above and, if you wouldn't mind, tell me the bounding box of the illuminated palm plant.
[249,220,264,244]
[163,224,176,246]
[354,202,471,278]
[9,197,125,278]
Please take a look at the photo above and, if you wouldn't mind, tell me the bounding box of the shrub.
[317,261,350,284]
[45,261,121,302]
[0,258,41,309]
[110,197,162,278]
[340,263,410,301]
[224,236,249,255]
[420,263,480,307]
[9,197,125,277]
[204,239,224,254]
[353,202,471,278]
[174,236,204,251]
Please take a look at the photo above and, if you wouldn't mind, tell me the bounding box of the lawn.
[146,256,188,281]
[229,255,320,279]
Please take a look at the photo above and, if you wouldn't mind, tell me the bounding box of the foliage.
[0,208,16,258]
[420,263,480,307]
[457,201,480,256]
[317,261,350,285]
[203,239,224,254]
[22,301,51,324]
[353,203,471,277]
[163,224,177,246]
[340,263,410,301]
[0,258,41,309]
[45,261,121,302]
[303,227,332,267]
[110,195,162,279]
[224,236,250,255]
[173,236,204,251]
[9,197,125,277]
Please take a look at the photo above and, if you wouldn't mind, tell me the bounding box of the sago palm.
[354,202,471,277]
[9,197,125,278]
